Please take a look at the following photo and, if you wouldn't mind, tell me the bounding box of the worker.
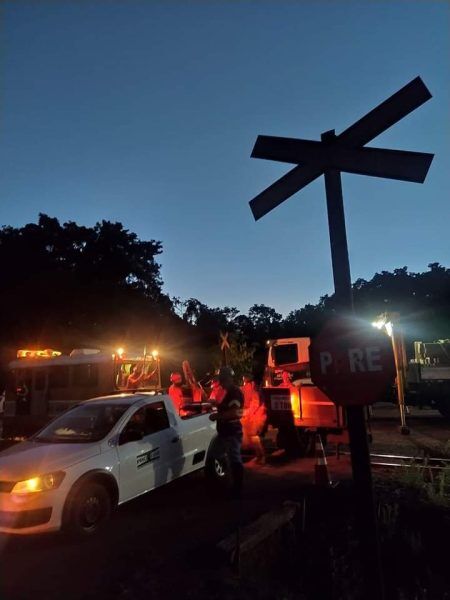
[209,375,226,404]
[279,370,295,388]
[126,365,144,389]
[242,391,267,464]
[209,366,244,498]
[168,372,184,413]
[241,374,258,410]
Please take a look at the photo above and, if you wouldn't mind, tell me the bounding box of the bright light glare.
[290,391,301,420]
[12,477,41,495]
[151,350,159,358]
[116,347,125,357]
[11,472,65,496]
[371,319,393,337]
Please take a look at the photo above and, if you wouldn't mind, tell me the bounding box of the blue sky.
[1,1,449,316]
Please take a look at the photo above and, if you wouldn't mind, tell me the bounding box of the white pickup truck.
[0,392,223,535]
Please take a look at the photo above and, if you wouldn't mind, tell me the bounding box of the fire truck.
[262,337,346,455]
[2,347,161,439]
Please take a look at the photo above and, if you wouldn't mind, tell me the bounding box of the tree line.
[1,214,449,382]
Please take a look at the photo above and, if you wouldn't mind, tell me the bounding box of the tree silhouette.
[0,214,448,384]
[0,214,169,356]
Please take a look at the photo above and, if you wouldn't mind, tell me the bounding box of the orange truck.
[262,337,347,455]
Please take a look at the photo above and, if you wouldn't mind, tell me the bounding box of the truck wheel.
[65,482,112,536]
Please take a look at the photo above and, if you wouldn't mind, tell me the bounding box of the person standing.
[168,372,184,413]
[241,374,257,410]
[242,392,267,464]
[209,366,244,498]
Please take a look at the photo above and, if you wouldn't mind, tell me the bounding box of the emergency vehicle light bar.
[17,349,62,359]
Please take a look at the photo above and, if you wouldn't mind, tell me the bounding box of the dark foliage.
[0,214,173,356]
[0,215,449,382]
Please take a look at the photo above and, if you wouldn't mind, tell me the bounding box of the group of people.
[168,369,267,462]
[167,365,297,499]
[167,367,269,498]
[210,371,268,465]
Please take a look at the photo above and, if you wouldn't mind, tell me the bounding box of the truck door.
[175,411,214,474]
[117,402,183,502]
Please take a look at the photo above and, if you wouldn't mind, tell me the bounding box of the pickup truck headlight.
[11,471,66,495]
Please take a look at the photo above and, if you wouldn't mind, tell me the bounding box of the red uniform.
[169,384,184,412]
[242,394,267,438]
[241,393,267,463]
[210,381,226,404]
[242,381,258,410]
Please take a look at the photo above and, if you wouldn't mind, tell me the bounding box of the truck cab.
[263,338,346,454]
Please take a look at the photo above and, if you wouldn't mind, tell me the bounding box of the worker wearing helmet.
[209,366,244,498]
[168,372,184,413]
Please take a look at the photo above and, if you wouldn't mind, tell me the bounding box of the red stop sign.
[309,317,396,406]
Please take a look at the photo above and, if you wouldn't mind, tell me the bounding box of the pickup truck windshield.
[34,403,130,443]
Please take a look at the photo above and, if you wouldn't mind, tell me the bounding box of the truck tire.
[64,481,112,536]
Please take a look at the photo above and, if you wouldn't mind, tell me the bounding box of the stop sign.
[309,317,396,406]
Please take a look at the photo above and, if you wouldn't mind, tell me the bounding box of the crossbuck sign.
[249,77,433,220]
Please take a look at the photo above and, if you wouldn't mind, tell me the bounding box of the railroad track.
[370,453,450,470]
[343,451,450,470]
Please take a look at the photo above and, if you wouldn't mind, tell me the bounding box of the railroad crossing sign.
[249,76,433,220]
[309,317,396,406]
[220,331,230,351]
[248,77,434,600]
[220,331,230,366]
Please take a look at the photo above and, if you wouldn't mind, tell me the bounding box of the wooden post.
[322,130,384,600]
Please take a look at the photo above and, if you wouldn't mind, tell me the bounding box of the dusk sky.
[1,1,449,316]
